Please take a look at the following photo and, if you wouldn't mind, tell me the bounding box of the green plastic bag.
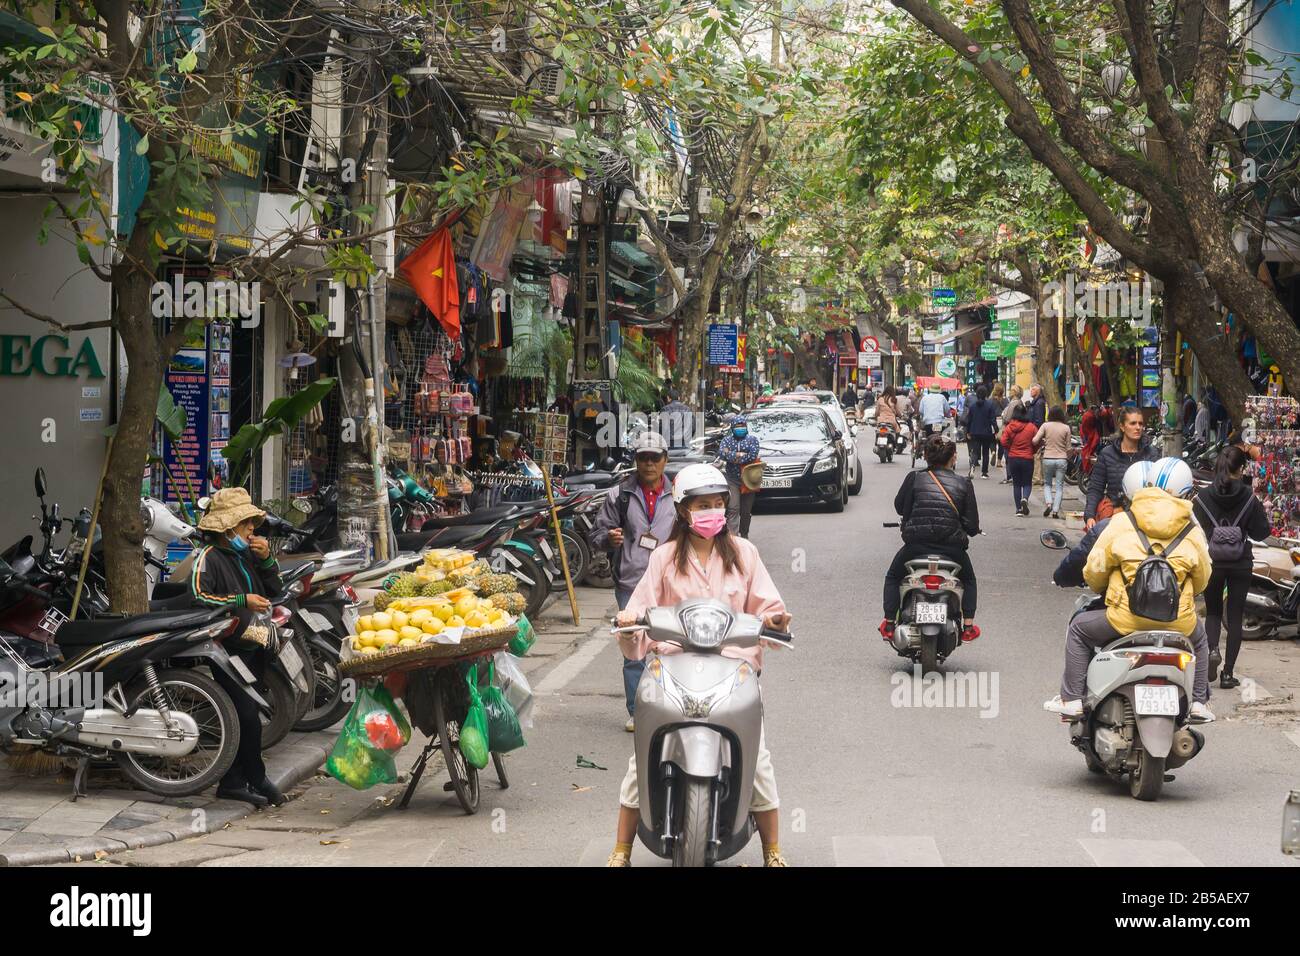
[459,665,490,769]
[482,663,526,753]
[509,614,536,657]
[325,685,408,790]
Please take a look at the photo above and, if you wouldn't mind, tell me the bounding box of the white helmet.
[1122,457,1194,499]
[672,463,730,504]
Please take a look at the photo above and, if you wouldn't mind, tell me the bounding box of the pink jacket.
[621,536,787,671]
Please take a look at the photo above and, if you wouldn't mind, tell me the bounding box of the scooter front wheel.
[672,778,712,867]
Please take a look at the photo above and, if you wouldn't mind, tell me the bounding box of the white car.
[810,391,863,497]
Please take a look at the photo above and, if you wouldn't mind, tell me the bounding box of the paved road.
[84,440,1300,867]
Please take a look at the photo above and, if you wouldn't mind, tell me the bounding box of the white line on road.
[1078,839,1204,867]
[1285,729,1300,751]
[534,635,610,695]
[832,835,944,867]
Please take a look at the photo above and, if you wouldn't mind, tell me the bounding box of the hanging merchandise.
[1245,395,1300,540]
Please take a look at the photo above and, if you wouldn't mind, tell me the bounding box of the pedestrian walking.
[997,385,1025,483]
[189,488,286,808]
[1034,405,1072,519]
[587,430,676,731]
[988,382,1007,470]
[1192,446,1271,689]
[961,384,999,478]
[718,414,761,538]
[1084,406,1158,529]
[1000,404,1038,515]
[658,388,694,449]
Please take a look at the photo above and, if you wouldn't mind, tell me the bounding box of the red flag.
[399,227,460,338]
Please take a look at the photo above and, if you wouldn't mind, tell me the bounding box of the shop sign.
[0,334,105,378]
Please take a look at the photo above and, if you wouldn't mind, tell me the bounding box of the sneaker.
[980,473,989,479]
[960,623,980,643]
[624,717,635,733]
[1207,648,1221,683]
[1051,511,1062,520]
[1043,695,1083,717]
[1020,501,1031,516]
[1189,701,1216,724]
[1043,504,1053,518]
[606,850,631,867]
[1219,673,1240,689]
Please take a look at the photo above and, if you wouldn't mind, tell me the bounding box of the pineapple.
[475,573,518,597]
[387,573,422,598]
[421,579,454,597]
[488,591,527,615]
[373,590,395,612]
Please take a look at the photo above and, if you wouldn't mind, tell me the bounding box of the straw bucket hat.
[197,487,266,533]
[740,461,766,492]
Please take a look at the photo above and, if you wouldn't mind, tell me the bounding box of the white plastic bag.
[493,651,534,729]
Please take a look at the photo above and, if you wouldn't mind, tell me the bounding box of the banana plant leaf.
[156,386,188,442]
[222,377,337,484]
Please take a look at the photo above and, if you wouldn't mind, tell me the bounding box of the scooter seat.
[55,608,224,648]
[415,503,534,529]
[398,523,497,551]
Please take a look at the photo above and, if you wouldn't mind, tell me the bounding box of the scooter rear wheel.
[672,778,712,867]
[919,636,940,674]
[1129,750,1165,801]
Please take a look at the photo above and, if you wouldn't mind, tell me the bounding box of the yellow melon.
[370,611,393,631]
[374,628,399,647]
[420,618,445,635]
[357,615,374,633]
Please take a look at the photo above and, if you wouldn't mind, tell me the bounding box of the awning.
[611,240,657,270]
[917,376,962,390]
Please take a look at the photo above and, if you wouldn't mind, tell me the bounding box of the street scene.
[1,0,1300,912]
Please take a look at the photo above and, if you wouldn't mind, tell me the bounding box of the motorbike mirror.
[1040,530,1069,550]
[34,467,46,499]
[292,498,312,515]
[599,457,616,471]
[196,495,212,513]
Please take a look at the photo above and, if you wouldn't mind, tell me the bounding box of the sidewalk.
[0,730,334,867]
[13,584,616,868]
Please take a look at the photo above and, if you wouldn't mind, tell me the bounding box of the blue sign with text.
[707,324,738,366]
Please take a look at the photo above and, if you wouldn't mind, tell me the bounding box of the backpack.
[1120,511,1194,622]
[1206,498,1254,563]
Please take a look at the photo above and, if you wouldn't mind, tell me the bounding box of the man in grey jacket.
[588,430,677,730]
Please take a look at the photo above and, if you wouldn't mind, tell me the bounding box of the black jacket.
[1193,480,1271,572]
[1026,395,1047,427]
[189,540,283,608]
[1084,436,1159,519]
[963,397,999,437]
[895,468,980,549]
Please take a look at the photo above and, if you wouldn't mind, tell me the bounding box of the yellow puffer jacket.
[1083,488,1211,636]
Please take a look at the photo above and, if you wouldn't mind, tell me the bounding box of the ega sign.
[0,334,106,379]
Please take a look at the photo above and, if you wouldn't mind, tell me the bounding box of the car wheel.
[850,459,863,495]
[826,481,845,513]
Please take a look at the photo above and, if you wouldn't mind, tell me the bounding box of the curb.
[0,735,332,867]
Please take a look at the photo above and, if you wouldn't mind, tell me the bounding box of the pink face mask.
[689,508,727,539]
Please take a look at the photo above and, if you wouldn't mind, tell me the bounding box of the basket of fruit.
[338,589,519,679]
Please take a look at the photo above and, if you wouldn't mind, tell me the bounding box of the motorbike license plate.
[1134,684,1179,716]
[298,609,333,633]
[876,436,889,445]
[538,537,555,560]
[279,641,305,679]
[762,478,792,488]
[913,602,947,624]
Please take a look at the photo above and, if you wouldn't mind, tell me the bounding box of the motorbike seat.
[415,503,533,529]
[56,608,224,648]
[398,523,497,551]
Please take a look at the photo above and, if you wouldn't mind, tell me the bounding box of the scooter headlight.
[677,605,732,649]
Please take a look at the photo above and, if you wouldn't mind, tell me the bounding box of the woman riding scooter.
[1044,458,1215,723]
[609,464,792,868]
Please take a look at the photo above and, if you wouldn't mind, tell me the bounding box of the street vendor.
[189,487,287,809]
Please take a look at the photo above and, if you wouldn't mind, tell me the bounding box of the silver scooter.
[613,599,793,867]
[1042,531,1206,801]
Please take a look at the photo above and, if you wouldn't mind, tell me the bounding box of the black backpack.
[1206,498,1253,564]
[1120,511,1194,622]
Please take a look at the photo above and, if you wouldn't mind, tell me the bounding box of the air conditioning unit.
[526,61,566,100]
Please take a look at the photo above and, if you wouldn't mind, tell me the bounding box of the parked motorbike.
[0,552,244,799]
[882,524,966,673]
[1042,530,1206,801]
[613,598,793,867]
[1240,541,1300,640]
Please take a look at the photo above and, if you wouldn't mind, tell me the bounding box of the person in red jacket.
[1000,403,1039,516]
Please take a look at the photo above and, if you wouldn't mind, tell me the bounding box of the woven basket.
[338,625,516,679]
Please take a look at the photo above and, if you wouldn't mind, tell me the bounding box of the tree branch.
[0,288,114,332]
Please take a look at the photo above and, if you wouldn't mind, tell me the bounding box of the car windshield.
[746,410,831,442]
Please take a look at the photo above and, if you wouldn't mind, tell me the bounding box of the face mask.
[228,532,249,552]
[733,427,748,438]
[689,508,727,539]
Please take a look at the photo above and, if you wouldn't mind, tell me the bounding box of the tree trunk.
[101,267,163,615]
[1163,270,1252,419]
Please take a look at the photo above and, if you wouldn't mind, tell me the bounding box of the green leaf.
[177,49,198,74]
[156,386,188,441]
[135,134,150,156]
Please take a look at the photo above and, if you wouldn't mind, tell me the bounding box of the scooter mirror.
[196,496,212,513]
[34,467,47,499]
[1040,530,1069,550]
[292,498,313,515]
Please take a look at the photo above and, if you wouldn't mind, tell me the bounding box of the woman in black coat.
[880,435,981,643]
[1192,447,1270,688]
[190,488,287,807]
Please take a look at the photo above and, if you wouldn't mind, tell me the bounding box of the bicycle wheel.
[433,669,479,814]
[492,751,510,789]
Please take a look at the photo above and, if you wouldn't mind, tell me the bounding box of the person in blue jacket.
[718,415,761,538]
